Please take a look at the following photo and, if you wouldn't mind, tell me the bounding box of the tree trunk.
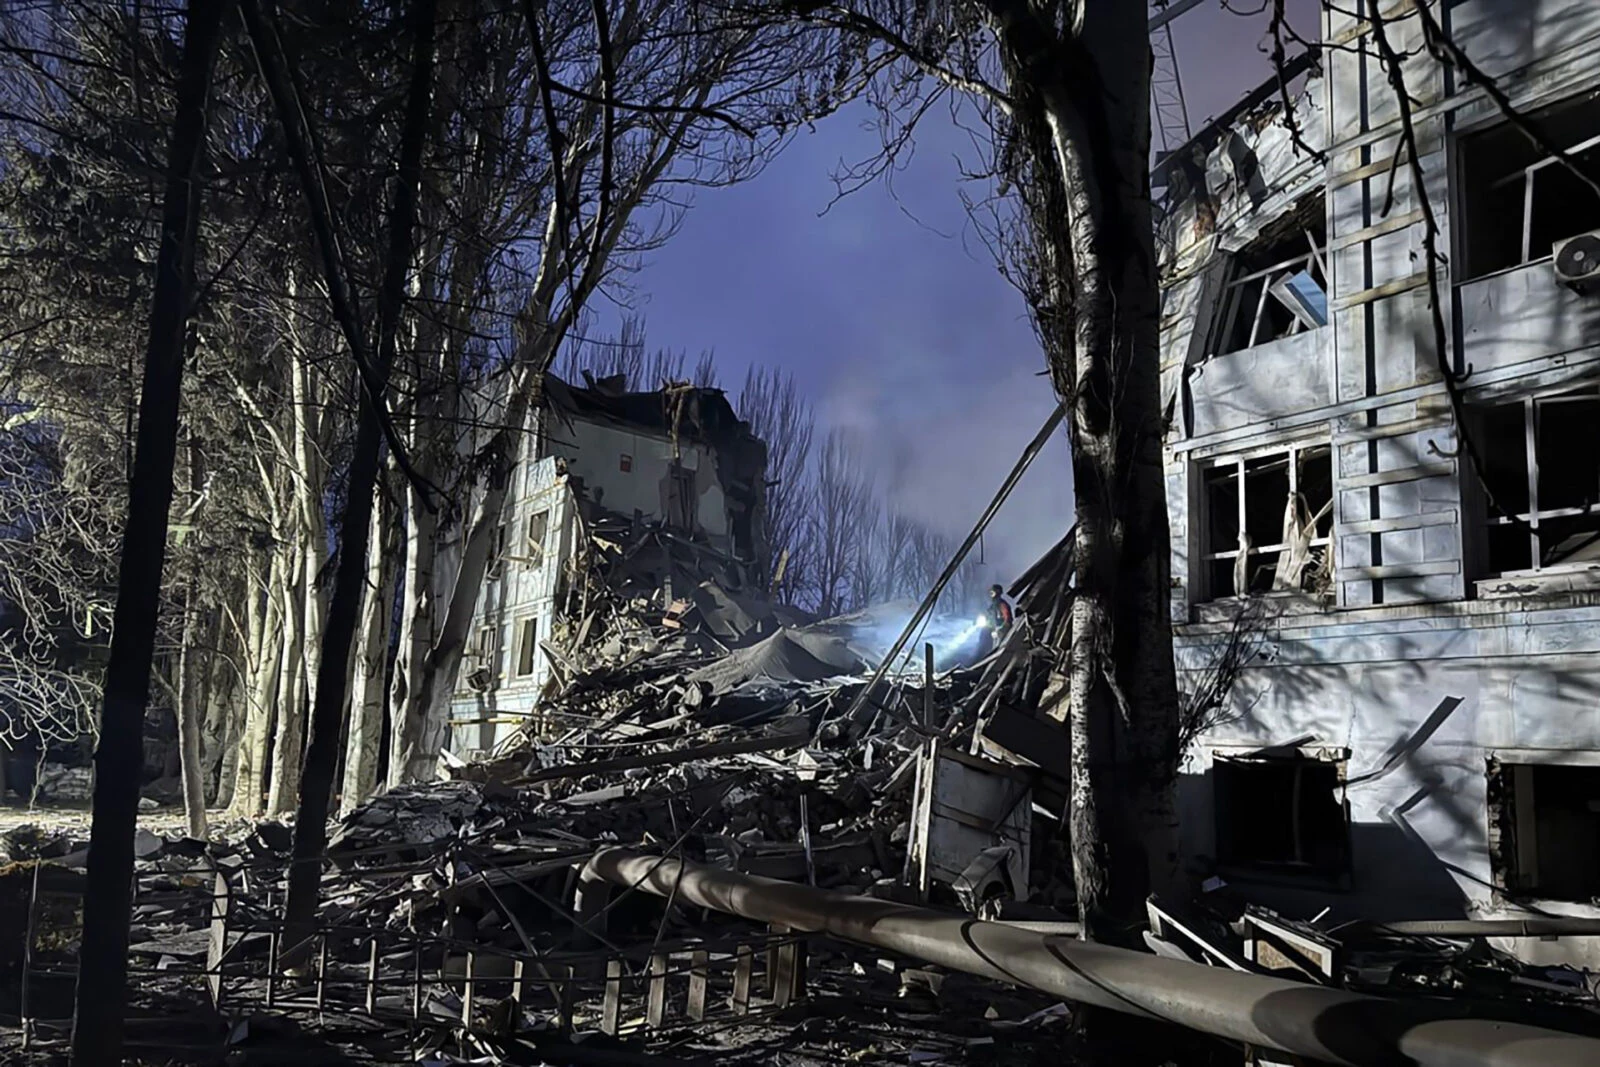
[266,548,305,814]
[342,479,398,814]
[387,473,440,785]
[263,0,439,953]
[175,594,207,838]
[71,3,228,1061]
[983,0,1178,951]
[233,550,283,816]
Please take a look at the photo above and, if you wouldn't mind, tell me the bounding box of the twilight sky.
[593,0,1321,585]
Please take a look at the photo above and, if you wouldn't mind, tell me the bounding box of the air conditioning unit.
[1553,229,1600,292]
[466,667,493,693]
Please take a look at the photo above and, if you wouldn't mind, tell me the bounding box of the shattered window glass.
[1209,196,1328,358]
[1199,443,1333,600]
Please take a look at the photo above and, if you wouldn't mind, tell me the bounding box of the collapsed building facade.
[1161,2,1600,968]
[449,373,769,758]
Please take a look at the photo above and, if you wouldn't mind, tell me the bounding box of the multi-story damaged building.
[1160,4,1600,966]
[449,374,767,758]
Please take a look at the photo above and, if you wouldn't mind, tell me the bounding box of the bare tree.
[385,0,843,785]
[737,363,815,601]
[70,2,230,1060]
[766,13,1181,1032]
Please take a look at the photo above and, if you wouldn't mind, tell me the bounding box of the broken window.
[1489,762,1600,902]
[513,617,538,679]
[1466,386,1600,575]
[1457,90,1600,280]
[524,509,549,565]
[1200,443,1333,599]
[1208,198,1328,359]
[486,523,507,580]
[465,625,498,692]
[1214,754,1350,880]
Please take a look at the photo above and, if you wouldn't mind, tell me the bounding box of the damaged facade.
[450,374,769,758]
[1160,2,1600,968]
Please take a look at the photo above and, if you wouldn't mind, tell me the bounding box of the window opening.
[1201,443,1333,598]
[1489,762,1600,902]
[524,509,549,565]
[1457,91,1600,280]
[465,624,498,692]
[513,617,538,679]
[1468,386,1600,574]
[1209,199,1328,359]
[486,523,507,580]
[668,464,697,530]
[1214,755,1350,880]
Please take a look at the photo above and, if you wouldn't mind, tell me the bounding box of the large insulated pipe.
[586,848,1600,1067]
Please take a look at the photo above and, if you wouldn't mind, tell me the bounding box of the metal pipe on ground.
[584,848,1600,1067]
[1352,917,1600,938]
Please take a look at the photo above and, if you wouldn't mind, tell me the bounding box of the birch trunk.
[233,551,283,816]
[266,549,305,814]
[175,596,207,838]
[342,481,398,813]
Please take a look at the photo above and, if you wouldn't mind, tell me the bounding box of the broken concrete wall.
[449,456,579,757]
[1161,3,1600,968]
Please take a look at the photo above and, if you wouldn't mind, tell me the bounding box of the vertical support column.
[461,951,476,1028]
[687,949,709,1022]
[646,953,668,1029]
[366,938,379,1015]
[556,963,575,1034]
[316,935,328,1013]
[601,958,623,1036]
[924,642,934,728]
[771,925,796,1009]
[732,944,753,1016]
[207,871,229,1009]
[266,931,279,1008]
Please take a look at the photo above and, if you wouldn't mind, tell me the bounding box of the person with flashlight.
[976,583,1013,655]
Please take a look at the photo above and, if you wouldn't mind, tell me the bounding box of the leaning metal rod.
[585,848,1600,1067]
[827,399,1068,739]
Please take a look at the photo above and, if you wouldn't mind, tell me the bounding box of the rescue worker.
[977,583,1013,655]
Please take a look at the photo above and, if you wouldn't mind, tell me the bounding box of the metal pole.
[584,848,1600,1067]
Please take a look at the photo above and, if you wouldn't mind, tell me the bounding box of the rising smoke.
[822,354,1074,599]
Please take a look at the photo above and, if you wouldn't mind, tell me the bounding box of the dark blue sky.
[596,1,1320,582]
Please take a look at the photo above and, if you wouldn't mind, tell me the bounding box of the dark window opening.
[486,523,507,580]
[1209,197,1328,359]
[465,625,497,692]
[1467,387,1600,575]
[1457,91,1600,280]
[1214,755,1350,881]
[524,509,549,564]
[1490,762,1600,902]
[514,618,538,679]
[1202,444,1333,599]
[668,465,697,530]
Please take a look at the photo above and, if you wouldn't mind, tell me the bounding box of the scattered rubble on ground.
[5,528,1600,1064]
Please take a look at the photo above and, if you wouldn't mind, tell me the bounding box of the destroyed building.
[1159,4,1600,969]
[449,374,769,758]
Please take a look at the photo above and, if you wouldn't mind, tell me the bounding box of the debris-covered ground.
[5,524,1600,1064]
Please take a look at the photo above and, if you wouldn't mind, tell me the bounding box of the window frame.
[523,508,549,566]
[1208,228,1329,361]
[1478,384,1600,575]
[1198,440,1334,600]
[512,616,538,679]
[1453,91,1600,281]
